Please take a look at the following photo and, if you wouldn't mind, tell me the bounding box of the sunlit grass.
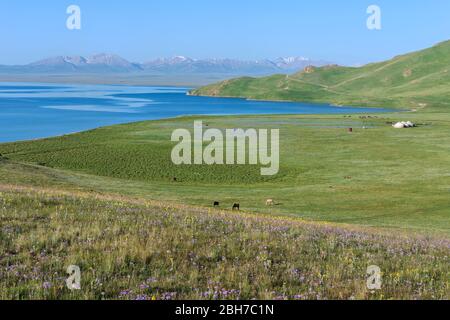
[1,113,449,232]
[0,186,448,300]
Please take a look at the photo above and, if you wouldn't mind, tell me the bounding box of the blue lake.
[0,82,391,143]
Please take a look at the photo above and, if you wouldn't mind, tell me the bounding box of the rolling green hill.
[191,41,450,111]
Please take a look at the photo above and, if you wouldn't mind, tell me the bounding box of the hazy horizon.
[1,53,328,66]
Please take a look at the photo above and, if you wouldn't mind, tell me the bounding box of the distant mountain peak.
[26,54,141,72]
[63,55,87,65]
[276,56,309,63]
[272,56,330,70]
[85,53,135,67]
[173,55,190,61]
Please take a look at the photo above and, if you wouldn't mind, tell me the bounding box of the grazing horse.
[232,203,240,211]
[213,201,220,208]
[266,199,274,206]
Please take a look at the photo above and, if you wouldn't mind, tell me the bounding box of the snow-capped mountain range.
[0,53,331,75]
[26,54,143,72]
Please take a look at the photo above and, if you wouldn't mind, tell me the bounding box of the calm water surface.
[0,82,391,142]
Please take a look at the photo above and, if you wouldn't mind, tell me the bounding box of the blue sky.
[0,0,449,65]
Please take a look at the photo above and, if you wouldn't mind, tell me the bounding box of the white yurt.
[393,122,405,129]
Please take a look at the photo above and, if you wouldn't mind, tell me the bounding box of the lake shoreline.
[0,82,395,143]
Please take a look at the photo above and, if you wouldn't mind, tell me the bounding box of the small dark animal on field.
[348,128,353,133]
[232,203,240,211]
[213,201,220,207]
[173,177,177,182]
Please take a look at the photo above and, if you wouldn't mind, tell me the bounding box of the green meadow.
[0,185,448,300]
[1,112,449,234]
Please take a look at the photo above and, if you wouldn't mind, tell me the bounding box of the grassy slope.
[0,183,449,300]
[1,113,449,234]
[191,41,450,111]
